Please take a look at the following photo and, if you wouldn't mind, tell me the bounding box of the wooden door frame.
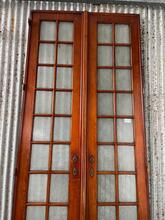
[12,11,150,220]
[12,11,82,220]
[87,13,150,220]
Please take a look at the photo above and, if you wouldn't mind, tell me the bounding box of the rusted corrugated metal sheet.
[0,1,165,220]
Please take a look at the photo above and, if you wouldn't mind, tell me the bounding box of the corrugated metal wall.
[0,1,165,219]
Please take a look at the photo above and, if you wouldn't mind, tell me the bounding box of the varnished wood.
[13,11,149,220]
[87,14,97,220]
[13,12,82,220]
[80,11,88,220]
[87,13,149,220]
[131,16,150,220]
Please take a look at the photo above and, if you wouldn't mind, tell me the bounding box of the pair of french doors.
[13,11,149,220]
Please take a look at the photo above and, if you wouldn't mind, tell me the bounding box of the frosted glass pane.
[117,119,134,142]
[118,146,135,171]
[49,207,67,220]
[39,44,55,64]
[57,44,72,64]
[50,174,69,202]
[40,21,56,41]
[119,206,137,220]
[115,47,130,66]
[52,145,69,170]
[55,92,72,114]
[26,206,45,220]
[56,68,72,89]
[116,70,132,90]
[97,69,113,90]
[37,67,54,88]
[98,145,114,171]
[98,119,114,142]
[54,117,71,141]
[59,22,73,41]
[98,206,116,220]
[98,93,113,115]
[119,175,136,202]
[98,46,112,66]
[98,175,115,202]
[33,117,51,141]
[35,91,52,114]
[98,24,112,43]
[28,174,47,202]
[30,144,49,170]
[115,24,130,43]
[117,94,133,115]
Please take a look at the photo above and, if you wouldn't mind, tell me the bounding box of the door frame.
[12,11,150,220]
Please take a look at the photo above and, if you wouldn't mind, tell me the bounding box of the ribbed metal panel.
[0,1,165,220]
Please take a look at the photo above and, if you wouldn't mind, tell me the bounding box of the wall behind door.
[0,1,165,220]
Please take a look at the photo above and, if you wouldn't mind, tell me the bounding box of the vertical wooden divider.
[87,15,97,220]
[80,11,88,220]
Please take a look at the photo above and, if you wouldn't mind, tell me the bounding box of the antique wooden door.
[13,12,149,220]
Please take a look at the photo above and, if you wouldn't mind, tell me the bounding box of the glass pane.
[97,69,113,90]
[52,145,69,170]
[59,22,73,41]
[98,119,114,142]
[37,67,54,88]
[26,206,45,220]
[98,206,116,220]
[56,67,72,89]
[117,94,133,115]
[50,174,69,202]
[98,145,114,171]
[98,24,112,43]
[54,117,71,141]
[119,175,136,202]
[115,24,130,43]
[98,175,115,202]
[40,21,56,41]
[30,144,49,170]
[98,46,112,66]
[33,117,51,141]
[118,146,135,171]
[55,92,72,114]
[117,119,134,142]
[115,47,130,66]
[35,91,52,114]
[98,93,113,115]
[57,44,72,64]
[28,174,47,202]
[116,69,132,91]
[38,44,55,64]
[119,206,137,220]
[49,207,68,220]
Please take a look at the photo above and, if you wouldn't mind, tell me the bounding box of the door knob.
[72,154,79,177]
[72,154,79,163]
[89,155,95,164]
[73,167,78,176]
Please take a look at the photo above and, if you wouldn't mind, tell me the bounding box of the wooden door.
[13,12,149,220]
[87,13,149,220]
[13,12,82,220]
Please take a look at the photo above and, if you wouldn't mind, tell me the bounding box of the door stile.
[131,17,150,220]
[87,15,98,220]
[80,11,88,220]
[68,14,82,220]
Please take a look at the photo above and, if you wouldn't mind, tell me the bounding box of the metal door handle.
[72,167,78,176]
[89,167,94,177]
[89,155,95,164]
[72,154,79,163]
[72,154,79,176]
